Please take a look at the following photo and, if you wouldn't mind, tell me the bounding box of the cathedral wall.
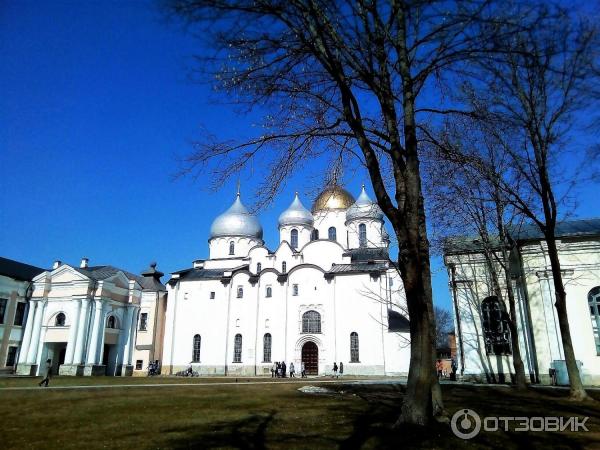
[313,210,348,247]
[346,219,386,249]
[208,236,262,259]
[279,225,312,249]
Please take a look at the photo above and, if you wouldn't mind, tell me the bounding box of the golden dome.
[312,186,355,213]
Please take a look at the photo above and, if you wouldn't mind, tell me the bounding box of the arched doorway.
[301,341,318,375]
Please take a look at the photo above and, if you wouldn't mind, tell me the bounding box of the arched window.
[302,310,321,333]
[290,229,298,249]
[311,229,319,241]
[328,226,337,241]
[256,262,262,273]
[229,241,235,255]
[359,223,367,247]
[282,261,287,273]
[588,287,600,354]
[106,315,116,329]
[237,286,244,298]
[192,334,201,362]
[350,332,359,362]
[234,334,242,362]
[266,286,272,298]
[55,313,66,327]
[481,296,512,355]
[263,333,272,362]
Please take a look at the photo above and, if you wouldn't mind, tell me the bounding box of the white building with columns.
[163,186,410,376]
[16,259,166,377]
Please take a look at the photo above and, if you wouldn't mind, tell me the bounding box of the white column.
[73,299,90,364]
[118,306,133,367]
[126,307,139,366]
[26,300,45,363]
[87,300,104,364]
[18,301,37,364]
[64,299,82,364]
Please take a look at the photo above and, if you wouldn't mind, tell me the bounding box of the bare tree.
[166,0,532,424]
[437,4,599,400]
[434,307,453,348]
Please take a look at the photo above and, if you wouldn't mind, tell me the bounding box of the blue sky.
[1,1,596,313]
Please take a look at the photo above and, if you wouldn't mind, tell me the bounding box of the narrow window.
[237,286,244,298]
[293,284,299,296]
[229,241,235,255]
[192,334,201,362]
[139,312,148,331]
[481,296,512,355]
[234,334,242,363]
[282,261,287,273]
[257,263,262,273]
[588,287,600,354]
[135,360,143,370]
[0,298,7,324]
[55,312,66,327]
[311,229,319,241]
[291,229,299,249]
[359,223,367,247]
[6,346,17,367]
[389,277,394,288]
[328,226,337,241]
[350,332,359,362]
[265,318,270,328]
[14,302,26,326]
[263,333,272,362]
[106,316,116,329]
[266,286,272,298]
[302,310,321,333]
[210,291,215,300]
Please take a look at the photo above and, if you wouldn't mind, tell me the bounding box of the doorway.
[301,341,318,375]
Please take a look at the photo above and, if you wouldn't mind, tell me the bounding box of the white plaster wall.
[346,219,386,249]
[313,210,349,248]
[209,236,263,259]
[279,225,312,249]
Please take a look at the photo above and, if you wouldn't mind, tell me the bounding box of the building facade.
[163,186,410,376]
[445,219,600,385]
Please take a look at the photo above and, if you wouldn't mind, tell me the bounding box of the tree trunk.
[503,265,528,389]
[544,231,589,400]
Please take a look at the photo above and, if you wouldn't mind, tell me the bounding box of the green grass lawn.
[1,377,599,449]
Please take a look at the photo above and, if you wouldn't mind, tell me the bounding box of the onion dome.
[279,193,313,227]
[209,193,263,240]
[312,186,355,213]
[346,185,384,222]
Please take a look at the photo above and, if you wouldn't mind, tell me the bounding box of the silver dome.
[278,193,314,227]
[346,186,384,222]
[209,194,263,240]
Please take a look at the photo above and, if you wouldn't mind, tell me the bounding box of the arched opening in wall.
[311,229,319,241]
[282,261,287,273]
[481,296,512,355]
[301,341,318,375]
[290,229,298,249]
[263,333,272,362]
[192,334,201,362]
[350,332,359,362]
[266,286,272,298]
[328,226,337,241]
[256,262,262,273]
[359,223,367,247]
[229,241,235,255]
[106,315,116,329]
[55,313,66,327]
[233,334,242,363]
[588,286,600,354]
[302,310,321,333]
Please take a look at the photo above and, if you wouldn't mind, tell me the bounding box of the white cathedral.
[2,186,410,377]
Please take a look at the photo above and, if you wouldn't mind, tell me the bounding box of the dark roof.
[443,236,502,255]
[388,309,410,332]
[75,265,166,292]
[343,247,389,262]
[329,262,387,274]
[170,265,250,283]
[0,257,46,281]
[509,218,600,242]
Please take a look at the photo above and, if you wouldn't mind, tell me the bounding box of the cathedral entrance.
[301,341,318,375]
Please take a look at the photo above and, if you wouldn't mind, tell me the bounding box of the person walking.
[38,359,52,387]
[289,362,295,378]
[436,359,443,379]
[333,362,338,378]
[339,362,343,378]
[282,361,287,378]
[301,361,306,378]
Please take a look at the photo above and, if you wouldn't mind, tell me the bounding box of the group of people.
[331,362,344,378]
[271,361,310,378]
[147,360,160,376]
[436,357,458,380]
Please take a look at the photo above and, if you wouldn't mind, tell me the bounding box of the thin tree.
[166,0,528,424]
[438,4,599,399]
